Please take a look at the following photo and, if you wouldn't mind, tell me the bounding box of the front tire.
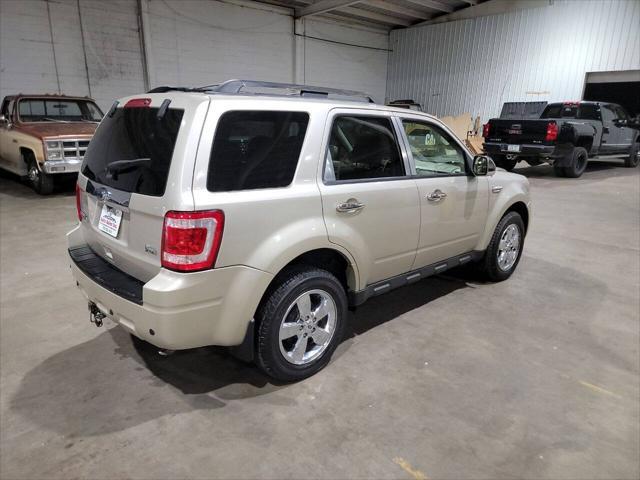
[255,266,347,382]
[478,211,525,282]
[25,155,54,194]
[624,142,639,168]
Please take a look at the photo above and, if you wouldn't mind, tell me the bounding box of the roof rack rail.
[148,79,375,103]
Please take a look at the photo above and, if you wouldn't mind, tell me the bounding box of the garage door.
[583,70,640,117]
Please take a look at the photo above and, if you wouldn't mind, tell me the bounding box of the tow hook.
[88,302,106,327]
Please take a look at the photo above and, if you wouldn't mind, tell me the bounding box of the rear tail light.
[545,121,558,142]
[75,183,83,221]
[161,210,225,272]
[482,123,491,138]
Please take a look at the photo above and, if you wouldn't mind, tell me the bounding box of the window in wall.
[402,120,467,176]
[325,115,404,182]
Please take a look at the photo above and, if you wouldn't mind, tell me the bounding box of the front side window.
[614,105,629,121]
[601,105,616,123]
[207,111,309,192]
[17,99,103,122]
[325,115,404,182]
[402,120,467,177]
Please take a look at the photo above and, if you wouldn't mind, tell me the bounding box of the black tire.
[255,266,347,382]
[478,211,525,282]
[561,146,588,178]
[493,154,517,172]
[624,142,639,168]
[25,154,54,194]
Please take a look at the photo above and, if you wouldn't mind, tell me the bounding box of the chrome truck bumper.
[42,158,82,174]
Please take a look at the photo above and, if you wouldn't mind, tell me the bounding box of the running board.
[348,251,483,306]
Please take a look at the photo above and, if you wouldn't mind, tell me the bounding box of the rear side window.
[207,111,309,192]
[578,104,600,120]
[82,107,184,196]
[324,116,404,182]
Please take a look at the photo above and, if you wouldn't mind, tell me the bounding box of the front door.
[398,117,489,268]
[318,110,420,287]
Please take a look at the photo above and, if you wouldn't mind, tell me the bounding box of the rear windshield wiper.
[105,158,151,179]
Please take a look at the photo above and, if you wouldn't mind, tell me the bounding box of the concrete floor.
[1,160,639,480]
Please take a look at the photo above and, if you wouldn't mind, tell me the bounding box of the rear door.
[76,93,210,282]
[599,104,619,153]
[318,109,420,286]
[398,115,489,268]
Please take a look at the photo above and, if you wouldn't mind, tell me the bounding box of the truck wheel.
[624,142,639,168]
[478,211,525,282]
[25,155,54,194]
[561,146,588,178]
[255,266,347,382]
[493,154,517,171]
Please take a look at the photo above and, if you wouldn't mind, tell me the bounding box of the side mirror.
[0,114,11,128]
[473,155,495,176]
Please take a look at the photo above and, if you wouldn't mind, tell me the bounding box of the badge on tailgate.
[98,205,122,238]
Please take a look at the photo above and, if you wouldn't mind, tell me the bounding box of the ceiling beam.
[364,0,432,19]
[404,0,455,13]
[339,6,413,25]
[295,0,362,18]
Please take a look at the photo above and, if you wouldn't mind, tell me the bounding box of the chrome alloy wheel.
[497,224,521,272]
[278,289,337,365]
[28,164,40,183]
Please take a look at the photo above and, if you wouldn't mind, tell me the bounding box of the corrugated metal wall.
[387,0,640,121]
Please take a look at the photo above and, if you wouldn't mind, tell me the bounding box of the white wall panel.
[145,0,294,88]
[302,18,389,102]
[0,0,389,109]
[387,0,640,121]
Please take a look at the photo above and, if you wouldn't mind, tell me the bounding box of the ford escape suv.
[68,80,531,382]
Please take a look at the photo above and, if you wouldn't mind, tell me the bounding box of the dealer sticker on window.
[98,205,122,238]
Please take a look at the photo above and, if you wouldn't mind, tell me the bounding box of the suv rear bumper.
[68,238,273,350]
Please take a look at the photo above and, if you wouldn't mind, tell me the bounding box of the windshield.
[18,99,103,122]
[81,106,184,196]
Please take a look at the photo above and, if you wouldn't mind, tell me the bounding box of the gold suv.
[68,80,531,382]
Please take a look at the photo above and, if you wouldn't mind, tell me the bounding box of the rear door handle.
[426,189,447,202]
[336,199,365,213]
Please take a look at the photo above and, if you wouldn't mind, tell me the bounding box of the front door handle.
[336,198,365,213]
[426,189,447,202]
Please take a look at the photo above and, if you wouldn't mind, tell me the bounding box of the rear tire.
[553,163,567,177]
[255,266,347,382]
[25,154,54,194]
[561,146,588,178]
[478,211,525,282]
[493,154,517,171]
[624,142,639,168]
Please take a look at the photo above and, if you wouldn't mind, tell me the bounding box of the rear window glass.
[578,104,600,120]
[541,104,578,118]
[82,107,184,196]
[207,111,309,192]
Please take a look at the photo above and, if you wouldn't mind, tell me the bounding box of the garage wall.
[387,0,640,121]
[0,0,146,110]
[0,0,389,110]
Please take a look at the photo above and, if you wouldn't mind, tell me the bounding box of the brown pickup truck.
[0,94,103,194]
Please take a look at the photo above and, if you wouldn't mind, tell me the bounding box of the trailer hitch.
[88,302,106,327]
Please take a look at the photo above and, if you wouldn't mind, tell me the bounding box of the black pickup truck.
[483,101,640,177]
